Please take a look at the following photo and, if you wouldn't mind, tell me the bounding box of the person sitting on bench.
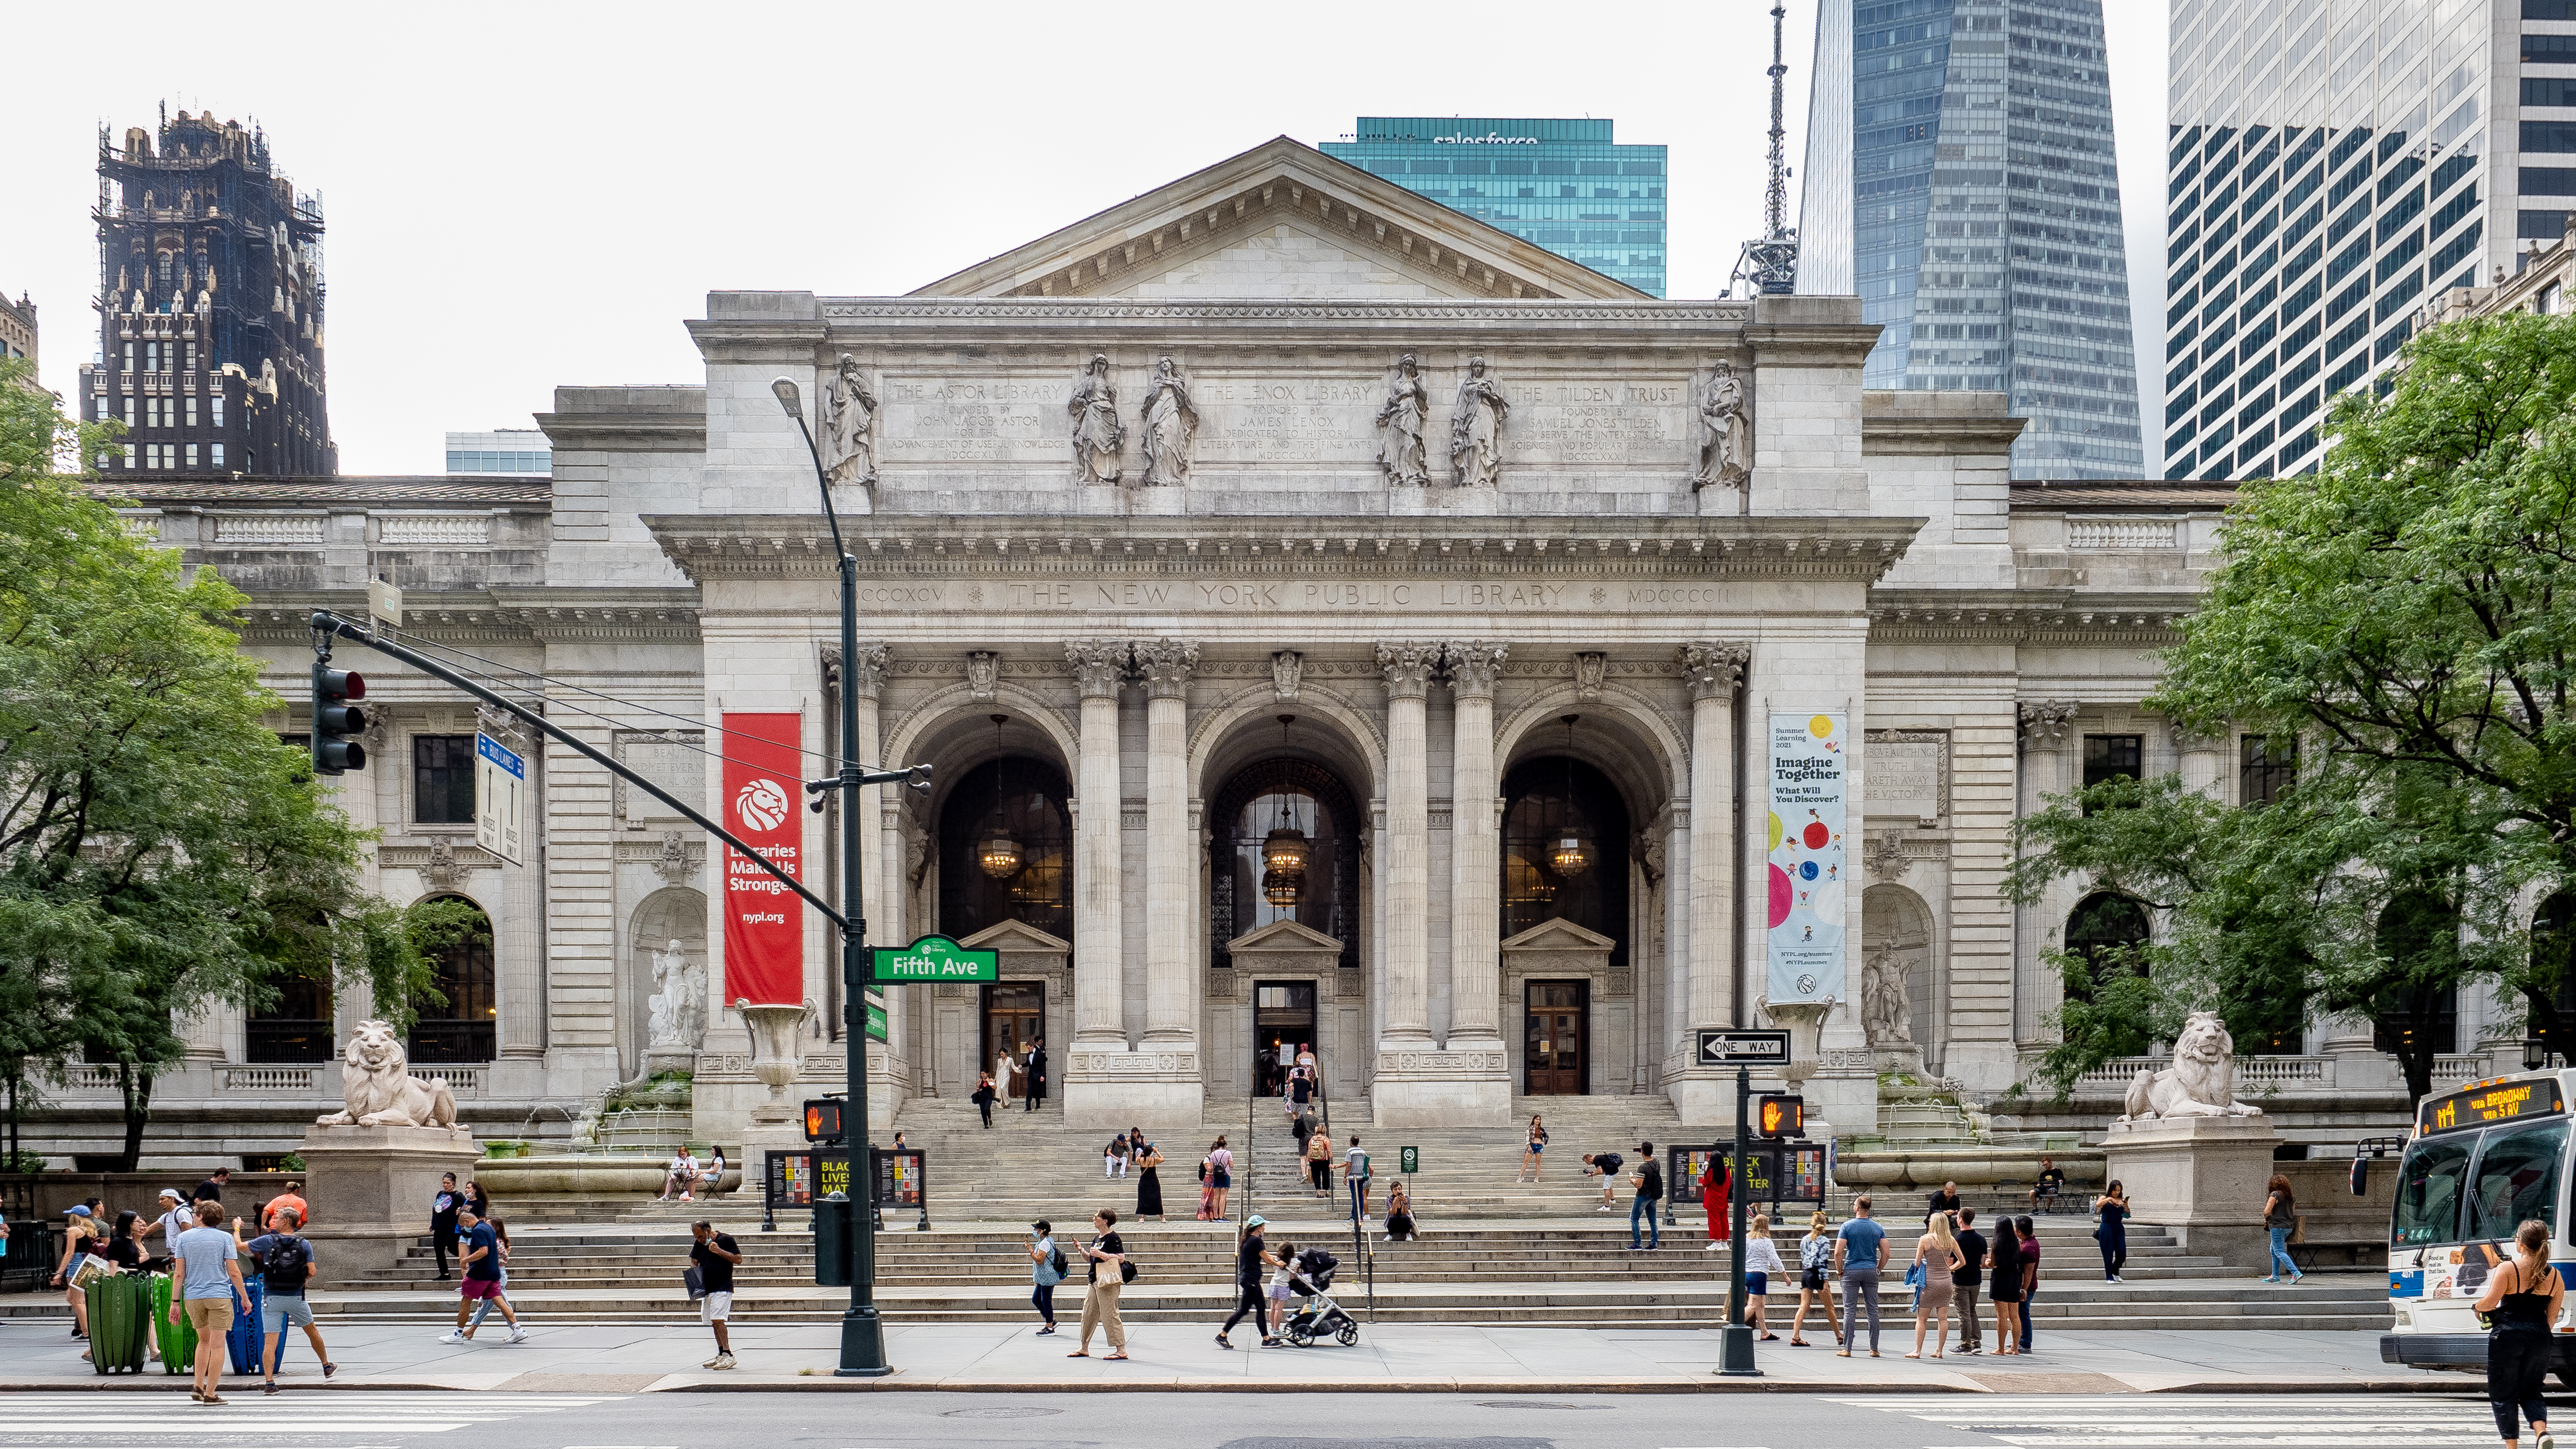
[2028,1157,2066,1210]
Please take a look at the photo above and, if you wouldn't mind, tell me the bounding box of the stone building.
[0,289,33,367]
[43,139,2469,1166]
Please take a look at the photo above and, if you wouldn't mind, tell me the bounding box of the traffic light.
[804,1097,846,1142]
[311,663,367,775]
[1758,1094,1806,1139]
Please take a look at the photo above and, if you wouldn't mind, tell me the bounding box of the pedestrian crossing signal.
[1758,1094,1805,1139]
[804,1097,845,1142]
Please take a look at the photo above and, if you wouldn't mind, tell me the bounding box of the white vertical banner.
[1766,712,1848,1005]
[474,731,525,866]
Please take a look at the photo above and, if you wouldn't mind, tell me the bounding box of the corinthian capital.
[2018,699,2080,748]
[1132,639,1199,699]
[1376,641,1441,699]
[1677,642,1750,701]
[1064,640,1131,699]
[1443,641,1508,698]
[844,643,890,699]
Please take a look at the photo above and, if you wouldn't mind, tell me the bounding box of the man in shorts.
[440,1205,524,1343]
[170,1199,250,1404]
[1582,1150,1625,1211]
[235,1206,336,1392]
[690,1219,741,1369]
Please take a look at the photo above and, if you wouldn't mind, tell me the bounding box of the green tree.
[0,359,472,1168]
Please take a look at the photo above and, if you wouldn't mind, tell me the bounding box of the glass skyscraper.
[1798,0,2142,479]
[2165,0,2538,482]
[1321,118,1668,296]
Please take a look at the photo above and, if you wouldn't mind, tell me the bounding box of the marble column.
[1129,639,1202,1125]
[847,644,905,1126]
[1670,643,1749,1123]
[1065,641,1129,1052]
[2173,722,2226,800]
[2015,701,2080,1048]
[1378,642,1438,1047]
[1445,642,1508,1047]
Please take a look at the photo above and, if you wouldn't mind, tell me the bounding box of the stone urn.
[1758,997,1837,1088]
[739,1000,811,1124]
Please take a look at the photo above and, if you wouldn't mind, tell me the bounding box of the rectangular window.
[123,444,136,468]
[121,342,133,373]
[183,443,197,468]
[413,736,478,825]
[210,394,224,429]
[2525,122,2576,155]
[211,443,223,469]
[2241,735,2297,805]
[2082,734,2143,789]
[2527,77,2576,108]
[184,395,197,428]
[2528,35,2576,64]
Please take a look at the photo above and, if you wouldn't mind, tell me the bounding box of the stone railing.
[2062,1054,2327,1096]
[219,1066,321,1093]
[378,514,492,548]
[419,1066,484,1094]
[212,513,325,545]
[2066,518,2181,550]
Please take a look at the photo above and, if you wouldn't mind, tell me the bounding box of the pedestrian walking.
[1518,1114,1549,1183]
[464,1214,515,1335]
[1583,1149,1625,1211]
[1703,1153,1731,1248]
[1904,1207,1965,1359]
[1027,1219,1065,1335]
[1344,1136,1374,1225]
[1926,1180,1962,1224]
[1218,1215,1277,1348]
[972,1072,997,1128]
[1023,1038,1047,1111]
[1208,1136,1235,1220]
[1291,1109,1315,1156]
[1742,1213,1785,1340]
[1289,1064,1314,1120]
[1305,1124,1335,1197]
[1951,1207,1988,1353]
[1987,1212,2024,1356]
[263,1182,311,1233]
[51,1203,98,1340]
[170,1199,249,1404]
[2094,1181,2130,1282]
[994,1046,1019,1101]
[190,1167,232,1207]
[463,1178,492,1219]
[439,1205,524,1343]
[2262,1173,2304,1283]
[1068,1209,1129,1360]
[2476,1218,2563,1449]
[1788,1210,1840,1347]
[2014,1215,2040,1349]
[430,1173,461,1280]
[1833,1195,1887,1357]
[1105,1132,1130,1179]
[1628,1142,1663,1250]
[235,1206,335,1392]
[685,1220,739,1369]
[1134,1139,1167,1221]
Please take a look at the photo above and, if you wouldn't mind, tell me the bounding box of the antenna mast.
[1731,1,1800,297]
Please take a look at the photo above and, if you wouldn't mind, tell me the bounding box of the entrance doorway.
[981,983,1045,1095]
[1524,980,1588,1095]
[1252,981,1317,1098]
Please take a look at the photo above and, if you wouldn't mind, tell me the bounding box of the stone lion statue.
[2121,1010,2264,1121]
[314,1020,463,1134]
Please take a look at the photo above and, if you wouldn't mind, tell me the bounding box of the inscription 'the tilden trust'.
[848,579,1745,612]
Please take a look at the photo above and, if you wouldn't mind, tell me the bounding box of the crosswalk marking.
[1834,1395,2496,1448]
[0,1393,622,1440]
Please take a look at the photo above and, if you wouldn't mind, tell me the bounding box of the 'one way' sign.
[1696,1029,1791,1068]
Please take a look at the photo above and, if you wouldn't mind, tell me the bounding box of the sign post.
[474,731,525,866]
[1706,1031,1791,1379]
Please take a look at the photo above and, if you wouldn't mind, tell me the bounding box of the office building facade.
[1799,0,2143,479]
[1322,118,1668,296]
[446,428,553,475]
[2164,0,2551,481]
[76,109,333,477]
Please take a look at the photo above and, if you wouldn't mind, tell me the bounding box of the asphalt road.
[0,1390,2530,1449]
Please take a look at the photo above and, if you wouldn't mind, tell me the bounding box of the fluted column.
[1678,643,1749,1040]
[1066,641,1129,1048]
[1445,641,1508,1045]
[1135,640,1199,1045]
[1378,642,1439,1047]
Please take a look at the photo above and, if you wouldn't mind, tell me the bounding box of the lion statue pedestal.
[296,1021,481,1272]
[2100,1012,2279,1269]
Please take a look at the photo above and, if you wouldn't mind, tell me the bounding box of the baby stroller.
[1278,1247,1359,1347]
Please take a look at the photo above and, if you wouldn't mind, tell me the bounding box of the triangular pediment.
[957,919,1071,955]
[1500,917,1618,952]
[913,137,1647,304]
[1226,917,1345,954]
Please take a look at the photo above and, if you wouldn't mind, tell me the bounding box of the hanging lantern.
[978,714,1022,878]
[1260,796,1309,907]
[1551,833,1594,877]
[979,832,1024,878]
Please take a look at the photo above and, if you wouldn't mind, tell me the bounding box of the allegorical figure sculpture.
[1068,353,1125,484]
[1138,356,1198,486]
[1861,943,1914,1047]
[1375,353,1430,486]
[820,353,878,490]
[1448,355,1509,487]
[2121,1010,2266,1120]
[314,1020,463,1135]
[648,938,705,1049]
[1693,361,1752,491]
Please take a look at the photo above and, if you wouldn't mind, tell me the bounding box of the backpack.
[259,1234,309,1288]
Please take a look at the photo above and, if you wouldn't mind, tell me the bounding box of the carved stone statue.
[2122,1010,2265,1120]
[1068,353,1125,484]
[1693,362,1752,491]
[314,1020,463,1135]
[1861,943,1914,1047]
[648,938,705,1049]
[1138,356,1198,486]
[1375,353,1429,486]
[1271,649,1303,702]
[820,353,878,490]
[1448,355,1509,487]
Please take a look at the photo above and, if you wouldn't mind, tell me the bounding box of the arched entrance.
[413,895,495,1065]
[1210,758,1361,1092]
[1500,753,1630,1096]
[936,751,1072,1082]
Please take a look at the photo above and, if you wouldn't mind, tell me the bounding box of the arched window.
[2374,889,2460,1056]
[1210,759,1359,971]
[937,757,1072,943]
[248,967,332,1064]
[2063,891,2150,1002]
[412,897,495,1065]
[1501,757,1631,965]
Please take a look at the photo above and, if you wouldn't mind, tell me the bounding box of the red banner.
[720,712,805,1006]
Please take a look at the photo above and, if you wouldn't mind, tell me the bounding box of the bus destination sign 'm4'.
[2419,1077,2566,1135]
[869,933,1000,985]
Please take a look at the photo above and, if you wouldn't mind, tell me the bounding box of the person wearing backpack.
[1305,1123,1335,1197]
[1027,1219,1066,1335]
[1342,1136,1374,1224]
[235,1206,336,1393]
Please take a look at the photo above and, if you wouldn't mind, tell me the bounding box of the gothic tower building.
[77,108,334,477]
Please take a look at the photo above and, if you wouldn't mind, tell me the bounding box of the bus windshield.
[2395,1135,2472,1246]
[2394,1118,2569,1247]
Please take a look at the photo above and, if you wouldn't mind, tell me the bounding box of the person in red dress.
[1704,1156,1732,1247]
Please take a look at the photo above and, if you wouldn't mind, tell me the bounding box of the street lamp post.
[773,375,891,1378]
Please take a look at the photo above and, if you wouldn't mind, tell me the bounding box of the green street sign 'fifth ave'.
[870,933,999,985]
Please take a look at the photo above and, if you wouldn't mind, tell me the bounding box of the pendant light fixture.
[978,714,1024,879]
[1259,715,1309,907]
[1550,713,1594,878]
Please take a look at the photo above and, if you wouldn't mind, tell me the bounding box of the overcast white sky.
[0,1,2168,477]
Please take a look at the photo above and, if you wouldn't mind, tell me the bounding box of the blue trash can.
[224,1275,266,1376]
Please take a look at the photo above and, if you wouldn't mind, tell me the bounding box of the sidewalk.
[0,1319,2430,1393]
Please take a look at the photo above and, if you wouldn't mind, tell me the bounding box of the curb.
[0,1376,2479,1396]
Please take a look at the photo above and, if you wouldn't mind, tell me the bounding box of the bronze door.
[1523,980,1588,1095]
[982,983,1045,1082]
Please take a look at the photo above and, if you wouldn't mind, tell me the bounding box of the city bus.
[2382,1070,2576,1376]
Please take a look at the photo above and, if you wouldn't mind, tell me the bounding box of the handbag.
[1120,1258,1139,1284]
[683,1265,705,1300]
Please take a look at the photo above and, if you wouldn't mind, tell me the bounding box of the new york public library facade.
[58,138,2424,1167]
